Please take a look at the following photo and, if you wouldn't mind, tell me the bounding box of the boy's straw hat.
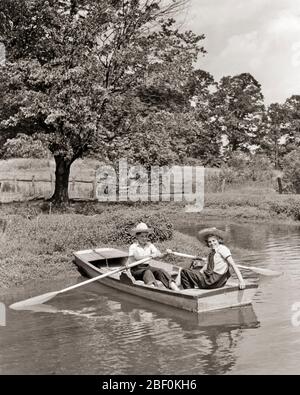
[131,222,152,235]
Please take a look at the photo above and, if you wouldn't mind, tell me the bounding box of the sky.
[181,0,300,104]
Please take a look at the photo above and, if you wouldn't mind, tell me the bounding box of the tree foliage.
[258,103,289,168]
[283,95,300,149]
[187,70,222,165]
[0,133,50,159]
[257,96,300,169]
[282,148,300,194]
[211,73,265,154]
[0,0,206,204]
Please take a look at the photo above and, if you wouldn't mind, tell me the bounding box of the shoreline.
[1,195,300,224]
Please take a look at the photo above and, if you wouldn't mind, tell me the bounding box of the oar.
[166,249,282,277]
[9,257,152,310]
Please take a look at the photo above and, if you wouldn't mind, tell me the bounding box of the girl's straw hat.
[197,227,227,244]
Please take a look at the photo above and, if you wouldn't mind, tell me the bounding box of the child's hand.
[190,259,204,269]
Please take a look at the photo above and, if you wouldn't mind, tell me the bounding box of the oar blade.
[9,291,59,310]
[251,267,282,277]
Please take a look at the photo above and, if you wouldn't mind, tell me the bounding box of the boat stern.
[196,283,259,313]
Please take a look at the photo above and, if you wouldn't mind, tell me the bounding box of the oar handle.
[237,264,252,270]
[168,249,249,270]
[167,249,198,260]
[58,256,152,295]
[167,249,282,277]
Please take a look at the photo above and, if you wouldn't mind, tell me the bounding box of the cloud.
[183,0,300,104]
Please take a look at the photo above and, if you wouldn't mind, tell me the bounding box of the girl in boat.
[180,227,246,290]
[126,222,179,291]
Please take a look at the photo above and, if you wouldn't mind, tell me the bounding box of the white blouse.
[128,242,161,262]
[201,245,231,275]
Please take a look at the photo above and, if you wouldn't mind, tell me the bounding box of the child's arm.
[226,256,246,290]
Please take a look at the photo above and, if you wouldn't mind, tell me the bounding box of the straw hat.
[131,222,152,235]
[197,227,227,244]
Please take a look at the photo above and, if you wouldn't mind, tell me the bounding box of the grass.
[204,192,300,221]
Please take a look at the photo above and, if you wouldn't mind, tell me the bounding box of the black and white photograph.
[0,0,300,378]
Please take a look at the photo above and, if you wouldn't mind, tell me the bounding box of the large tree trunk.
[50,155,72,206]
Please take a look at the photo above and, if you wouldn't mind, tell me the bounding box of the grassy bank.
[204,192,300,222]
[1,192,300,289]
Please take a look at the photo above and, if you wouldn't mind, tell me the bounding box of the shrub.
[224,151,274,183]
[282,149,300,194]
[269,199,300,220]
[104,211,173,244]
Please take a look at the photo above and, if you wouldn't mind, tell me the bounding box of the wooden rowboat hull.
[73,248,259,314]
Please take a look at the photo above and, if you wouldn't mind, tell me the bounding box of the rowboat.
[73,247,259,314]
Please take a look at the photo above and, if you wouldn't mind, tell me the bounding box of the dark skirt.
[180,268,231,290]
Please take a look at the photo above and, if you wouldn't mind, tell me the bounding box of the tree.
[100,70,221,169]
[282,148,300,193]
[259,96,300,169]
[108,110,201,168]
[211,73,265,155]
[186,69,223,165]
[258,103,289,169]
[0,0,204,205]
[283,95,300,149]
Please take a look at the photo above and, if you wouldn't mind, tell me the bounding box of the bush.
[104,211,173,244]
[282,149,300,194]
[224,151,274,183]
[269,199,300,220]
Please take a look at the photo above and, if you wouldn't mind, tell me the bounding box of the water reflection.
[94,287,260,375]
[1,281,259,375]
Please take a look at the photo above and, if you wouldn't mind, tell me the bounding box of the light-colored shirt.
[127,242,162,263]
[201,245,231,275]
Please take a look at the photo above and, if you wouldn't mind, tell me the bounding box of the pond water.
[1,221,300,375]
